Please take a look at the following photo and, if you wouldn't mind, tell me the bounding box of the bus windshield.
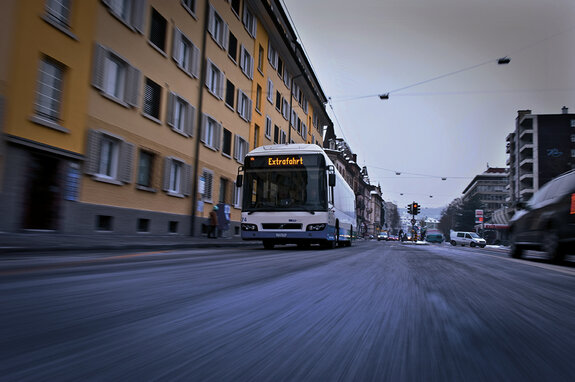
[242,155,327,212]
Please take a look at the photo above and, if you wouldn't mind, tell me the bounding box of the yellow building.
[0,0,332,236]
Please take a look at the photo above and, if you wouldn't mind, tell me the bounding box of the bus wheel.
[322,240,336,249]
[263,240,275,250]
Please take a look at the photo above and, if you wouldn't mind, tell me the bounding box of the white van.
[450,231,486,248]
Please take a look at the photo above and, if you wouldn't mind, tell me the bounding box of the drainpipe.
[190,0,210,236]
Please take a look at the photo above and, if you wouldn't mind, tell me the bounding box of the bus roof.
[246,144,326,157]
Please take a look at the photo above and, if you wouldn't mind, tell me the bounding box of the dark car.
[509,169,575,263]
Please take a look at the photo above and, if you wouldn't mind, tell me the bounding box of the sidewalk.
[0,231,254,254]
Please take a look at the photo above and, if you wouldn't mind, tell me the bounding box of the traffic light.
[413,202,421,215]
[407,203,413,214]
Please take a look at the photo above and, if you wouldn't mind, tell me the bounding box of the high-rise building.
[0,0,332,235]
[506,107,575,204]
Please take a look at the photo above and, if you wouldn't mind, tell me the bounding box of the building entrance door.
[22,153,62,230]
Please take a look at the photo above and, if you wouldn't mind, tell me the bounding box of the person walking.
[208,205,218,238]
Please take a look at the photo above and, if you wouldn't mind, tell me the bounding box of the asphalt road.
[1,241,574,381]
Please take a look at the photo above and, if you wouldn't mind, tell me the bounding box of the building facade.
[461,167,508,222]
[0,0,332,235]
[506,107,575,205]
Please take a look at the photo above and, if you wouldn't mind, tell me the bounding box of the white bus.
[236,144,356,249]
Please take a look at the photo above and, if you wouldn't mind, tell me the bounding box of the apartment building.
[506,107,575,204]
[0,0,332,235]
[461,167,508,221]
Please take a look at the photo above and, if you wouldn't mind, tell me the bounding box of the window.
[222,128,232,156]
[92,44,140,107]
[268,41,278,69]
[45,0,71,28]
[280,130,287,144]
[256,84,262,112]
[163,157,191,196]
[225,80,235,108]
[230,0,240,16]
[275,90,281,111]
[167,92,195,136]
[283,69,291,88]
[219,177,229,204]
[265,116,272,138]
[205,59,224,99]
[282,98,289,120]
[97,215,113,231]
[239,45,254,79]
[202,169,214,201]
[302,122,308,139]
[242,5,256,38]
[149,8,167,52]
[85,129,134,184]
[237,90,252,122]
[172,28,200,77]
[137,218,150,233]
[572,149,575,158]
[258,45,264,73]
[201,113,222,150]
[267,78,274,103]
[228,31,238,62]
[181,0,196,16]
[233,181,242,208]
[571,134,575,143]
[168,221,178,233]
[143,78,162,120]
[234,135,249,164]
[35,57,64,124]
[208,5,228,49]
[137,150,155,189]
[253,124,260,149]
[274,125,279,144]
[571,120,575,128]
[277,57,283,77]
[103,0,145,33]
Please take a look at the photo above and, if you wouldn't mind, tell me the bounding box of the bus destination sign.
[267,156,303,166]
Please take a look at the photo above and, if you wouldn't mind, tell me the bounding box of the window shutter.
[214,122,222,150]
[217,72,225,100]
[233,135,239,160]
[132,0,146,33]
[182,163,192,196]
[126,65,141,107]
[208,5,215,36]
[236,88,242,115]
[166,92,175,127]
[185,105,195,137]
[247,97,252,122]
[91,44,106,91]
[249,55,254,79]
[200,114,207,143]
[191,44,200,78]
[205,60,212,88]
[85,129,101,175]
[172,27,181,64]
[119,141,134,183]
[222,22,229,50]
[162,157,171,191]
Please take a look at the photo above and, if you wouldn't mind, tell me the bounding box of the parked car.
[509,169,575,263]
[450,231,486,247]
[377,232,389,241]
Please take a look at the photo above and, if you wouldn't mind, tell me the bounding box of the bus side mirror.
[236,174,243,188]
[329,173,336,187]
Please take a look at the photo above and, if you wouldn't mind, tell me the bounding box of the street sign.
[411,218,416,225]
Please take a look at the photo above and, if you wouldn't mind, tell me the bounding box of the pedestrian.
[208,205,218,238]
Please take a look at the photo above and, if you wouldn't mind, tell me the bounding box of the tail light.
[571,193,575,214]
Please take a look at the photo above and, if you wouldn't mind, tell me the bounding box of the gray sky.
[282,0,575,211]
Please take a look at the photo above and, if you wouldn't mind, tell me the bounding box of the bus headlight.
[241,223,258,231]
[306,223,326,231]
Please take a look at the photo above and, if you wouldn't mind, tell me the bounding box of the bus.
[236,144,356,249]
